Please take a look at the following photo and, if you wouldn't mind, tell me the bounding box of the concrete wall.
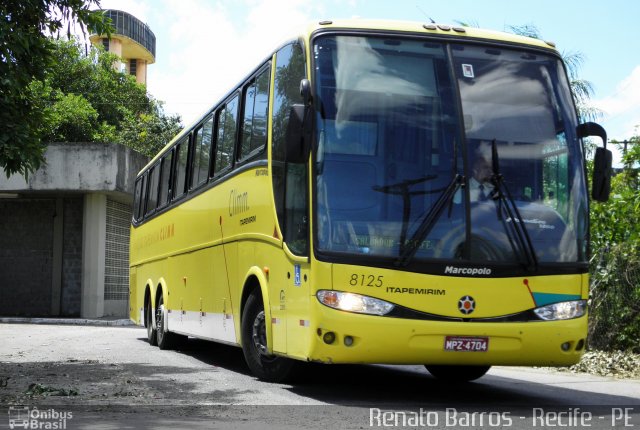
[0,143,148,318]
[0,143,146,195]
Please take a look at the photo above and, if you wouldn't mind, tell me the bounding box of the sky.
[96,0,640,160]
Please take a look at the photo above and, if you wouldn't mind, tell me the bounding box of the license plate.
[444,336,489,352]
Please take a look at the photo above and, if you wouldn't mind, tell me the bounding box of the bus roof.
[302,19,556,50]
[139,19,558,175]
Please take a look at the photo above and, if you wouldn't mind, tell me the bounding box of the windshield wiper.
[373,174,438,252]
[488,139,538,272]
[390,174,463,267]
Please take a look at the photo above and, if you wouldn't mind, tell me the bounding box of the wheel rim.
[251,310,269,356]
[156,300,164,340]
[146,303,153,336]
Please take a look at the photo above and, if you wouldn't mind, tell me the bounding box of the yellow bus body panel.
[277,260,586,366]
[307,302,586,366]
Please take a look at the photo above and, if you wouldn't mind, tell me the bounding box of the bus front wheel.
[241,291,297,382]
[425,365,490,382]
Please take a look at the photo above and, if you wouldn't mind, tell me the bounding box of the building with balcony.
[90,9,156,85]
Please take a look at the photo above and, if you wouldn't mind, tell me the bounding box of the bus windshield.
[313,34,588,267]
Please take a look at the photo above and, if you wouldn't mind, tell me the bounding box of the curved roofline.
[302,19,557,51]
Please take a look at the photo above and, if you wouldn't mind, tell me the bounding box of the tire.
[425,365,491,382]
[155,294,181,350]
[241,292,297,382]
[146,295,157,346]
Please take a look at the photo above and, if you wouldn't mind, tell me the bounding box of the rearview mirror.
[592,147,612,202]
[577,122,611,202]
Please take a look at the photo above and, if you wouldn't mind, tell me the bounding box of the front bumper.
[306,303,587,366]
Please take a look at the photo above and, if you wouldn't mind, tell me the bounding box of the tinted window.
[240,67,270,159]
[158,150,173,207]
[271,43,307,255]
[138,174,148,220]
[201,115,214,180]
[191,115,213,188]
[313,36,460,260]
[452,44,587,262]
[191,127,204,189]
[146,164,160,214]
[174,138,189,199]
[241,85,255,158]
[133,178,143,221]
[214,96,239,174]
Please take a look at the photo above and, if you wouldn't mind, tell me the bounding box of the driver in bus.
[468,155,494,202]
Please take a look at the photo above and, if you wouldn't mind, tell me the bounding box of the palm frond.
[507,23,541,39]
[454,19,480,28]
[571,79,595,103]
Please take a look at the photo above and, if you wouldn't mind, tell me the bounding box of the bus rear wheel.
[146,296,157,346]
[241,291,297,382]
[425,365,490,382]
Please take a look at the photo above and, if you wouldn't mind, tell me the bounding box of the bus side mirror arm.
[577,122,611,202]
[284,79,313,163]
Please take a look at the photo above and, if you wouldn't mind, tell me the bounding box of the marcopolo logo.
[444,266,492,276]
[8,406,72,429]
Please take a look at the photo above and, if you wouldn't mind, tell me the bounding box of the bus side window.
[146,163,160,215]
[133,177,143,222]
[191,115,213,189]
[138,173,148,221]
[240,66,270,161]
[271,42,307,255]
[214,95,239,175]
[191,126,204,190]
[158,149,174,208]
[201,115,214,182]
[174,138,189,200]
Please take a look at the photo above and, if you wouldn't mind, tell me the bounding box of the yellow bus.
[129,19,611,382]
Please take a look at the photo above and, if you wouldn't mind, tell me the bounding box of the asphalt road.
[1,323,639,429]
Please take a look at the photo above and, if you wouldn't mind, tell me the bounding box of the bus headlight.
[533,300,587,321]
[316,290,394,316]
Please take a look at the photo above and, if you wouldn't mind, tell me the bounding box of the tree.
[0,0,110,177]
[590,133,640,252]
[33,38,182,157]
[588,129,640,352]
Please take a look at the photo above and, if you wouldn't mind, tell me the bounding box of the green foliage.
[0,0,111,177]
[37,38,182,157]
[589,247,640,352]
[117,107,182,157]
[590,134,640,251]
[589,131,640,352]
[1,1,180,173]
